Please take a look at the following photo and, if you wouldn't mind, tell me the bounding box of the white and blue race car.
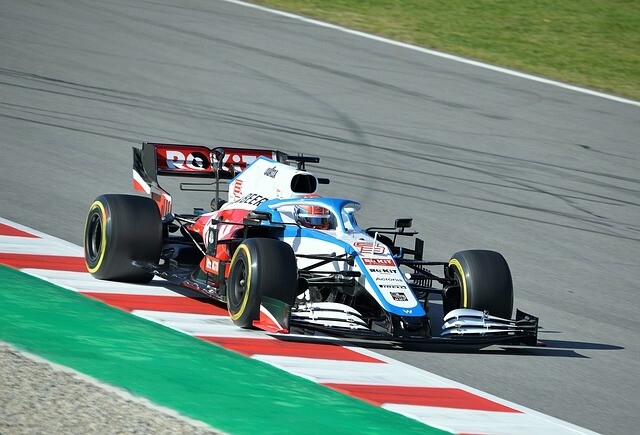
[84,143,538,345]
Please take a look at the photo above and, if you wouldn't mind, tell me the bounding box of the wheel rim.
[443,264,463,314]
[452,268,463,308]
[86,212,102,262]
[230,258,247,308]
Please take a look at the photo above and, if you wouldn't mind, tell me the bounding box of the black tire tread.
[84,194,161,283]
[448,249,514,319]
[227,238,298,328]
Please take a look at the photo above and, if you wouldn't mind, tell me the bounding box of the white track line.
[0,235,81,256]
[0,217,83,252]
[221,0,640,108]
[22,269,188,296]
[132,310,261,337]
[253,355,442,386]
[385,404,589,435]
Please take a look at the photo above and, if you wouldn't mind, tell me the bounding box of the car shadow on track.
[335,338,623,359]
[158,285,623,359]
[534,339,624,351]
[320,299,624,358]
[148,280,204,298]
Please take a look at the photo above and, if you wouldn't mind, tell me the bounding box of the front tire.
[445,250,513,319]
[227,238,298,328]
[84,194,162,283]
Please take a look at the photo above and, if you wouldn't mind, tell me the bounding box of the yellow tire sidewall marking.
[448,258,468,308]
[229,244,252,321]
[85,200,108,273]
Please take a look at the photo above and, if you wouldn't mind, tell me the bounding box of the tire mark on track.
[323,169,640,242]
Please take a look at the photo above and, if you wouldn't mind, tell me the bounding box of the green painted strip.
[0,265,449,435]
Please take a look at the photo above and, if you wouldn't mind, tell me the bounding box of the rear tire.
[445,250,513,319]
[84,194,162,283]
[227,238,298,328]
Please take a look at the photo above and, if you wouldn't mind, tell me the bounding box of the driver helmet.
[294,194,331,230]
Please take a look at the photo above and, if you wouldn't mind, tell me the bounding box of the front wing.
[287,306,539,346]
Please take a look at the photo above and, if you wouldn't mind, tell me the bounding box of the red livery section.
[322,383,521,412]
[197,336,385,363]
[0,223,39,238]
[151,143,279,176]
[155,144,214,175]
[80,293,229,316]
[217,147,278,173]
[0,253,86,272]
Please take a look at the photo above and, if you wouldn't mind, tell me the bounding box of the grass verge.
[250,0,640,100]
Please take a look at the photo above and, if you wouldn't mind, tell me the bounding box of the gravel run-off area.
[0,342,220,434]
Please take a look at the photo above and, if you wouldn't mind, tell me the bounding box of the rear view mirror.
[246,211,272,222]
[395,218,412,229]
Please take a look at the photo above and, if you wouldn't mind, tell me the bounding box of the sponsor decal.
[202,256,220,274]
[202,218,217,247]
[403,309,413,314]
[264,166,278,178]
[390,292,409,302]
[369,267,398,274]
[375,276,404,282]
[207,226,216,245]
[213,148,276,173]
[156,147,211,172]
[353,241,387,255]
[154,145,277,175]
[362,258,395,266]
[379,284,407,289]
[231,179,243,201]
[236,193,269,207]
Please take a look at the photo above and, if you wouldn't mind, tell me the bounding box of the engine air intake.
[291,174,317,194]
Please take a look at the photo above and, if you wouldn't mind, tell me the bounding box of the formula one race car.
[84,143,538,345]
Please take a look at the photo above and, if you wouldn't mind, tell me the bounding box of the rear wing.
[132,142,323,216]
[134,142,287,179]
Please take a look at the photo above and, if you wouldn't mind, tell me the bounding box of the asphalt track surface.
[0,1,638,433]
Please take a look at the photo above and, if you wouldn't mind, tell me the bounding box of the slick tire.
[227,238,298,328]
[84,194,162,283]
[445,250,514,319]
